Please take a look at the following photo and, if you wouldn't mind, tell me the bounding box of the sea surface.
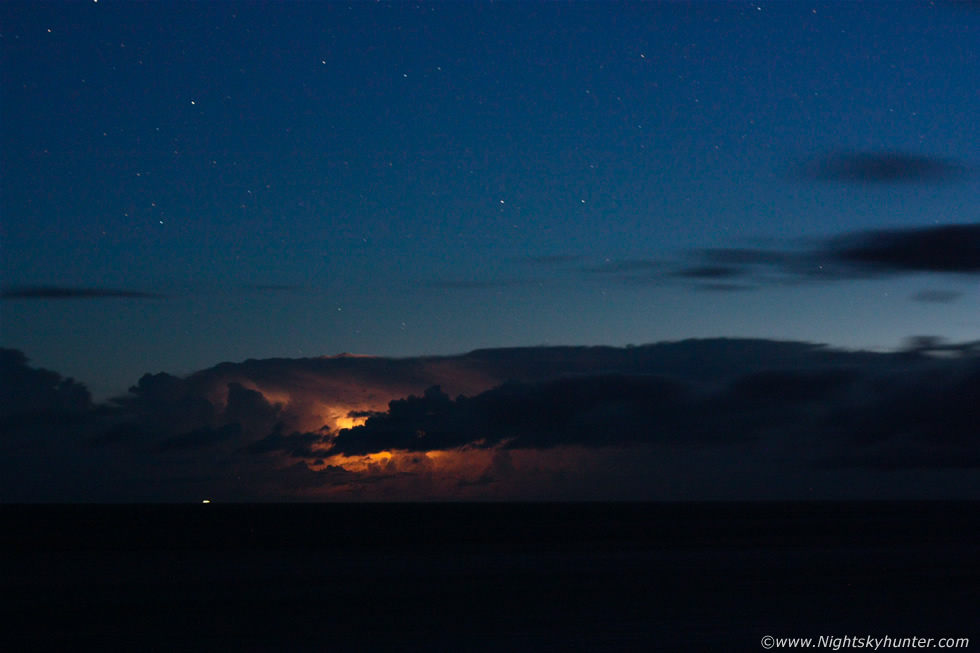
[2,502,976,652]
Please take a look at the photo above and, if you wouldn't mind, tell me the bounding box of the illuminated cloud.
[2,340,978,501]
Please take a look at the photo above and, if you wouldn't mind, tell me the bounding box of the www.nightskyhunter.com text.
[761,635,969,650]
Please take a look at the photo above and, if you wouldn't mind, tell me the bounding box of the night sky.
[1,1,978,501]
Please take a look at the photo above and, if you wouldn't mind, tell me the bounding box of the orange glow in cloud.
[333,412,369,431]
[204,378,522,491]
[205,376,387,433]
[317,449,431,474]
[310,447,498,485]
[277,440,636,501]
[187,358,577,497]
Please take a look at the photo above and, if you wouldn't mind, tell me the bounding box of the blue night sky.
[1,2,979,502]
[2,1,978,397]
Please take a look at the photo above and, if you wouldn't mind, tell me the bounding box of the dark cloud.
[471,374,701,449]
[327,386,466,456]
[347,409,387,419]
[817,363,980,469]
[827,224,980,274]
[899,336,980,357]
[267,461,359,491]
[222,382,281,437]
[816,449,980,471]
[0,349,91,418]
[799,152,968,184]
[2,340,978,500]
[910,290,963,304]
[1,286,163,300]
[321,374,722,457]
[247,426,329,458]
[97,379,284,456]
[114,372,217,437]
[439,224,979,294]
[726,368,859,405]
[672,223,980,287]
[156,423,242,453]
[324,346,979,475]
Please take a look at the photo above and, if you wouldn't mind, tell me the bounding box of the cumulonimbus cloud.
[324,353,979,475]
[2,339,978,501]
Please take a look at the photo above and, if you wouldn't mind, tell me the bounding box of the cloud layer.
[2,338,978,501]
[827,224,980,274]
[583,223,980,291]
[328,351,980,475]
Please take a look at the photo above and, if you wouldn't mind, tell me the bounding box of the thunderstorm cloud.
[2,339,978,501]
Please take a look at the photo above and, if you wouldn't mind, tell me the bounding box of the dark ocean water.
[1,502,976,652]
